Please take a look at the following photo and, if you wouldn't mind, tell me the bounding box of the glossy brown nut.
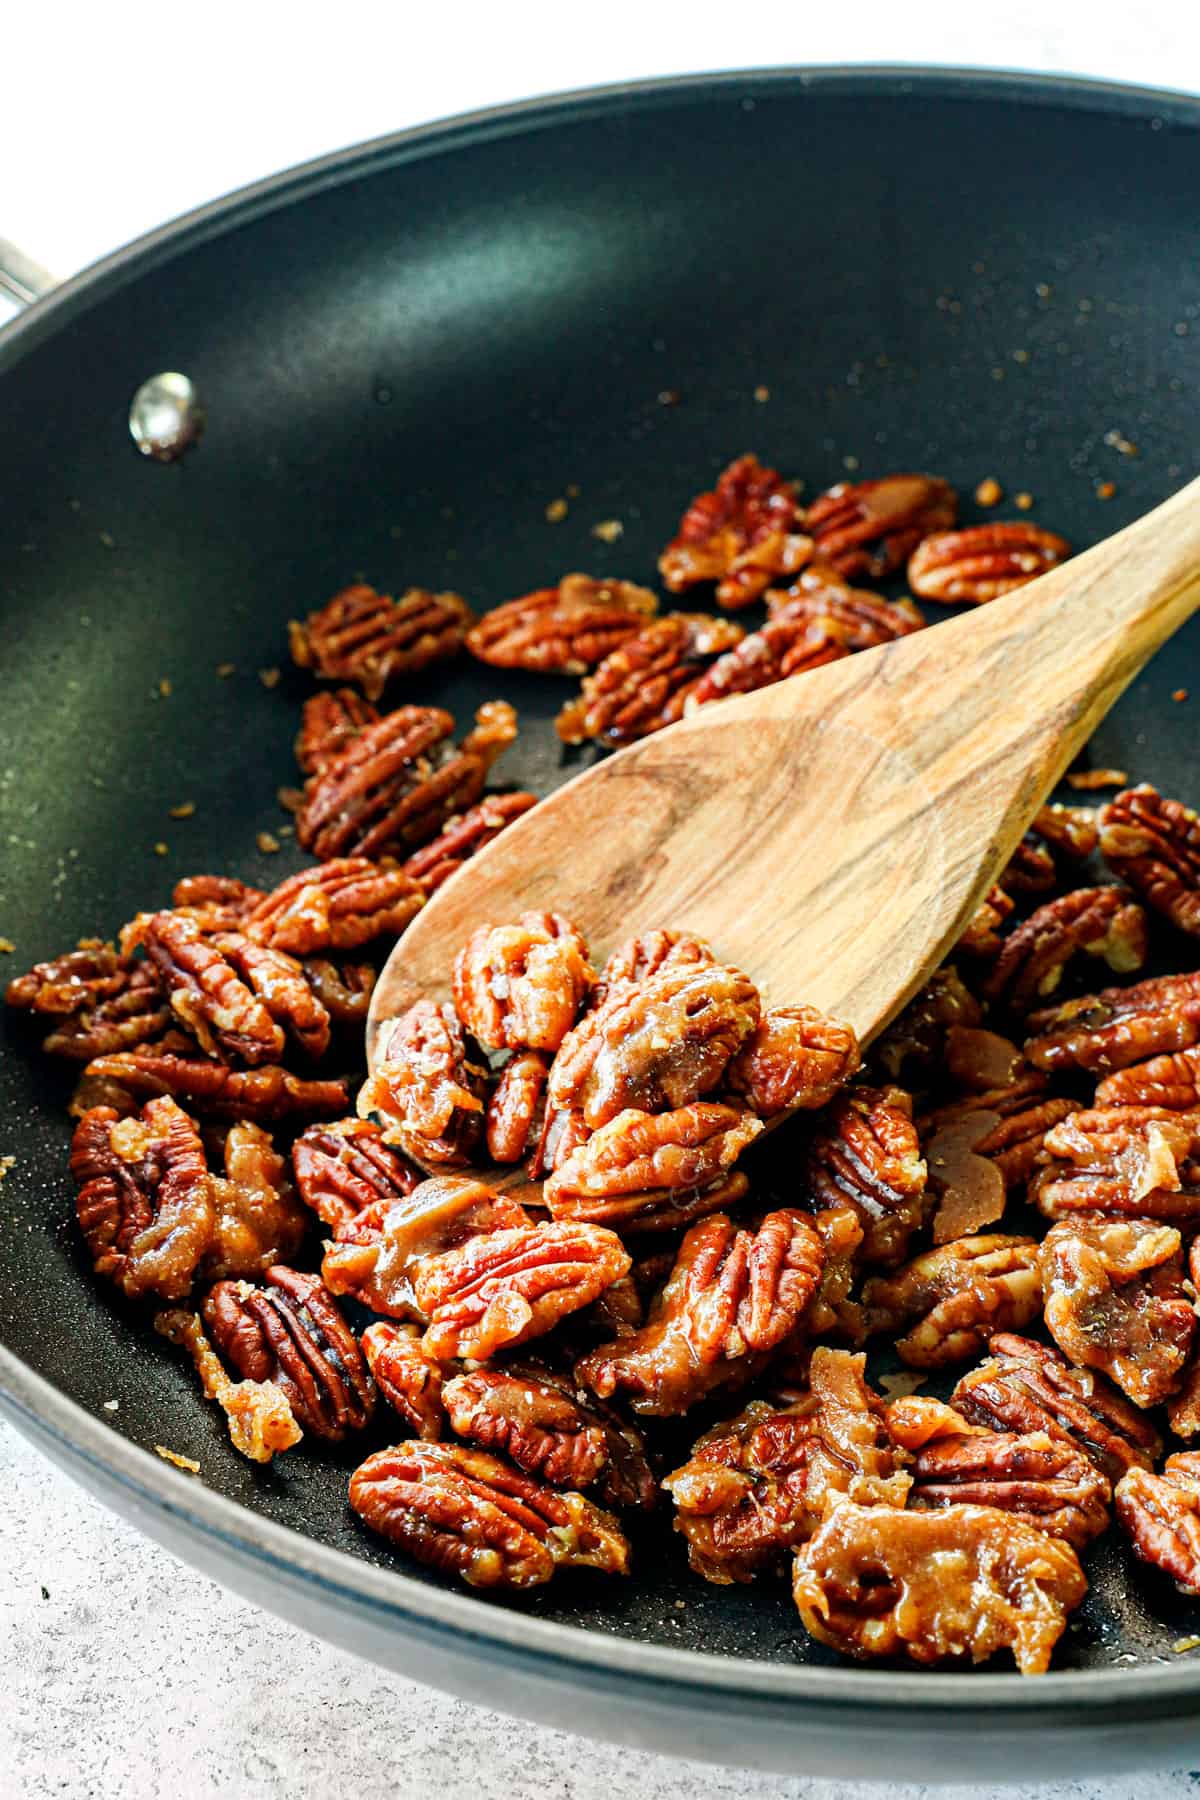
[71,1099,215,1300]
[209,931,332,1061]
[658,454,811,609]
[1031,803,1099,861]
[726,1004,859,1118]
[1024,971,1200,1075]
[575,1209,824,1416]
[203,1266,374,1442]
[6,939,128,1016]
[39,962,171,1062]
[590,930,716,1008]
[952,1333,1160,1483]
[360,1320,445,1440]
[1034,1105,1200,1223]
[861,1234,1042,1368]
[556,614,745,745]
[348,1441,631,1589]
[466,574,657,672]
[792,1501,1086,1674]
[664,1397,817,1583]
[1116,1452,1200,1593]
[359,999,489,1168]
[292,1117,423,1237]
[295,687,380,776]
[804,1085,928,1269]
[486,1051,550,1164]
[543,1102,762,1227]
[1099,783,1200,935]
[1039,1215,1195,1407]
[802,1347,913,1529]
[401,793,539,894]
[70,1050,349,1124]
[548,962,760,1128]
[982,886,1147,1015]
[1001,834,1058,895]
[805,473,957,581]
[289,583,473,699]
[137,911,285,1065]
[300,956,377,1028]
[956,884,1016,959]
[453,910,593,1053]
[245,857,424,956]
[155,1306,303,1464]
[907,522,1070,603]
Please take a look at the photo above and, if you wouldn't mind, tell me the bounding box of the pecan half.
[300,956,376,1028]
[907,522,1070,603]
[156,1306,303,1462]
[293,1117,423,1237]
[136,912,283,1064]
[466,574,657,672]
[803,1347,913,1526]
[40,962,171,1062]
[658,454,811,608]
[296,702,515,862]
[793,1501,1086,1674]
[664,1397,817,1582]
[1001,834,1058,896]
[360,1320,445,1440]
[359,1000,489,1167]
[957,884,1016,959]
[870,966,982,1085]
[168,875,267,935]
[548,962,760,1128]
[726,1004,859,1118]
[1025,971,1200,1075]
[348,1441,631,1588]
[575,1209,824,1416]
[543,1102,762,1228]
[1039,1215,1195,1407]
[401,793,539,894]
[591,929,716,1007]
[887,1395,1110,1549]
[556,613,745,745]
[952,1333,1160,1482]
[209,931,332,1061]
[805,474,957,581]
[1031,803,1099,861]
[486,1051,550,1164]
[205,1119,310,1280]
[289,583,473,699]
[1099,784,1200,935]
[442,1365,655,1508]
[1034,1105,1200,1222]
[982,886,1146,1015]
[71,1051,348,1123]
[1097,1046,1200,1109]
[861,1235,1042,1367]
[1116,1452,1200,1594]
[295,687,380,776]
[245,858,423,954]
[6,939,128,1016]
[804,1085,928,1268]
[453,911,593,1053]
[321,1174,532,1315]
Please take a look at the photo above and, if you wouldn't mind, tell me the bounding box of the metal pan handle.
[0,238,58,309]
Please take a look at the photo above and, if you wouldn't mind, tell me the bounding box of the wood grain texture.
[370,474,1200,1064]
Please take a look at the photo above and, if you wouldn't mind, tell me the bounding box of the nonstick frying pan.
[2,67,1200,1782]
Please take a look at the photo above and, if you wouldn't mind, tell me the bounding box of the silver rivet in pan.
[129,372,205,462]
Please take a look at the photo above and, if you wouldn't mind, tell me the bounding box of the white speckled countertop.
[5,9,1200,1796]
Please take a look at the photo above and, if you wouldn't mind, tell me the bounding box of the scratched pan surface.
[3,69,1200,1779]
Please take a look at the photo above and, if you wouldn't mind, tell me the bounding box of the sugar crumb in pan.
[168,802,195,820]
[1096,480,1116,500]
[153,841,169,856]
[0,938,14,954]
[1067,766,1129,790]
[215,662,236,679]
[0,1155,15,1186]
[256,831,281,854]
[1174,688,1189,703]
[545,498,568,523]
[974,477,1002,507]
[258,666,282,690]
[1014,491,1034,511]
[154,1445,200,1474]
[591,519,624,543]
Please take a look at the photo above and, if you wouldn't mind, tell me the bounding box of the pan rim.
[4,62,1200,1720]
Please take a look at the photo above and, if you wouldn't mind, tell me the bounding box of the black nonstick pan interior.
[2,66,1200,1702]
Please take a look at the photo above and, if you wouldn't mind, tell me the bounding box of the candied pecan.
[922,1093,1080,1245]
[442,1365,655,1508]
[658,454,811,609]
[726,1004,859,1118]
[870,966,982,1084]
[210,931,332,1061]
[136,911,283,1064]
[301,956,376,1027]
[803,1347,913,1527]
[1002,834,1058,895]
[591,929,716,1007]
[360,1000,488,1167]
[543,1102,762,1228]
[528,1102,592,1181]
[6,939,128,1016]
[1031,803,1099,861]
[322,1174,532,1315]
[289,583,473,699]
[803,1085,927,1268]
[360,1320,445,1439]
[349,1441,630,1588]
[486,1051,550,1164]
[293,1117,422,1237]
[907,522,1070,604]
[548,962,759,1128]
[862,1235,1042,1367]
[296,703,513,862]
[556,614,746,745]
[957,884,1016,959]
[1099,784,1200,935]
[72,1051,348,1123]
[1034,1106,1200,1223]
[982,886,1146,1014]
[204,1120,309,1279]
[171,875,266,921]
[1097,1046,1200,1109]
[664,1397,818,1582]
[952,1333,1160,1482]
[71,1099,215,1300]
[453,911,593,1053]
[1116,1452,1200,1594]
[805,474,957,581]
[1039,1215,1195,1407]
[203,1267,373,1441]
[793,1501,1086,1674]
[887,1395,1110,1549]
[466,574,657,672]
[764,563,926,634]
[416,1219,631,1362]
[155,1307,302,1463]
[576,1210,824,1416]
[401,793,539,894]
[1025,971,1200,1075]
[245,858,423,956]
[41,962,171,1062]
[295,687,379,776]
[800,1201,867,1343]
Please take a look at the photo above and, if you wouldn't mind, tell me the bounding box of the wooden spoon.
[369,475,1200,1064]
